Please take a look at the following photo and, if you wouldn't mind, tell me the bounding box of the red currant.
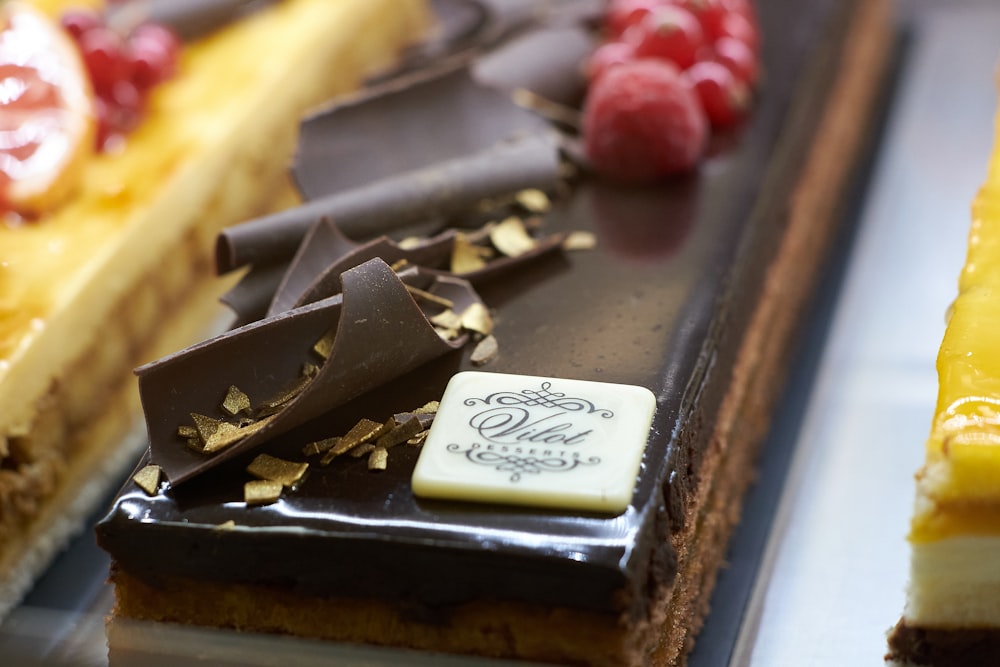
[586,41,636,82]
[632,6,706,71]
[127,28,179,90]
[78,26,131,94]
[683,60,749,129]
[59,9,102,41]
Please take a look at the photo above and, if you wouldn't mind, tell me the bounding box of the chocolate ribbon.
[140,258,479,485]
[217,131,560,275]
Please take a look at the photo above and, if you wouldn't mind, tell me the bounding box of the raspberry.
[583,60,708,182]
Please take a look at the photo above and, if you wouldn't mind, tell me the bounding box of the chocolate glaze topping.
[98,0,862,624]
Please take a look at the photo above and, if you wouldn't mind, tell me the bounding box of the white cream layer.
[905,535,1000,626]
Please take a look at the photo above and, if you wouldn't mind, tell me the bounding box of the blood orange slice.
[0,2,95,218]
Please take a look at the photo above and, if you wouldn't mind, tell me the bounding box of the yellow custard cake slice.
[0,0,427,617]
[887,104,1000,664]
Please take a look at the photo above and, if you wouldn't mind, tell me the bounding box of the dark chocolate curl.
[216,133,561,273]
[140,259,479,485]
[269,221,456,315]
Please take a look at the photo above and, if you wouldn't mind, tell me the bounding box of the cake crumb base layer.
[887,620,1000,666]
[110,569,637,666]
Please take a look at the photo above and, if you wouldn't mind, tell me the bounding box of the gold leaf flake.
[516,188,551,213]
[190,413,222,444]
[320,418,385,465]
[133,464,162,496]
[244,479,283,506]
[451,232,488,275]
[389,259,410,272]
[430,309,463,331]
[214,520,236,530]
[405,284,455,309]
[201,415,274,454]
[302,437,340,457]
[413,401,439,414]
[407,430,430,446]
[368,446,388,471]
[350,442,377,458]
[246,454,309,488]
[563,230,597,251]
[177,425,198,439]
[490,217,537,257]
[460,302,494,336]
[435,325,461,341]
[376,415,423,449]
[470,334,499,366]
[302,363,320,378]
[397,236,423,250]
[257,374,313,416]
[313,328,337,361]
[221,385,252,417]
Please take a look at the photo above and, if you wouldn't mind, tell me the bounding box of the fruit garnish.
[605,0,672,39]
[585,40,636,82]
[631,5,706,70]
[586,0,761,178]
[60,8,180,151]
[712,35,757,84]
[0,2,96,218]
[582,60,708,182]
[683,60,749,129]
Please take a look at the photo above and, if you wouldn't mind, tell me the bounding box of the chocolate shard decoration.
[265,220,455,318]
[471,25,596,108]
[216,132,561,276]
[138,258,481,486]
[228,214,566,325]
[373,0,491,82]
[290,67,554,204]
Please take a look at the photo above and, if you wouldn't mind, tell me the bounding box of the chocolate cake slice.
[95,0,893,664]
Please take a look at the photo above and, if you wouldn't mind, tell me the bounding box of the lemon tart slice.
[887,104,1000,664]
[0,0,428,617]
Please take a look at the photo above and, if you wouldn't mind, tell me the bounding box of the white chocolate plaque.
[412,371,656,513]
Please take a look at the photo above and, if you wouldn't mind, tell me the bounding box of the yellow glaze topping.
[914,108,1000,542]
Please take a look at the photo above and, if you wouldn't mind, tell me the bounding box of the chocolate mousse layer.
[96,0,888,662]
